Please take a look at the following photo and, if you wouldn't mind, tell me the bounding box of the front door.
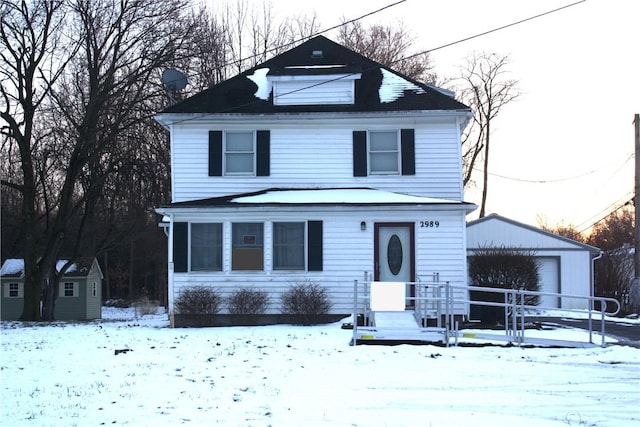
[374,223,415,305]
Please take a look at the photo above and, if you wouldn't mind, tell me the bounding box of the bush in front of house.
[134,295,159,316]
[280,282,332,324]
[174,286,222,315]
[227,288,269,315]
[468,246,540,324]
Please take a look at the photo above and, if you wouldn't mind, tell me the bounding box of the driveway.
[527,316,640,348]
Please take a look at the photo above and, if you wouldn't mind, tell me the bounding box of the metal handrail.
[352,278,622,347]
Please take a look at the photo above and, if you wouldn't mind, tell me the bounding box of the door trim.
[373,222,415,282]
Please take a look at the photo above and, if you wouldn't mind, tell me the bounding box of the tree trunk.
[479,121,490,218]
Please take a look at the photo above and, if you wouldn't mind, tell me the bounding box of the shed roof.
[0,257,101,278]
[160,35,469,115]
[467,214,600,254]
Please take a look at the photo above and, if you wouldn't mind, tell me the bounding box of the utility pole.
[631,113,640,312]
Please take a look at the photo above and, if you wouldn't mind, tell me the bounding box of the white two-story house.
[155,36,476,324]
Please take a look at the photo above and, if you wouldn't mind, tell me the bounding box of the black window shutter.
[353,131,367,177]
[307,221,323,271]
[256,130,270,176]
[173,222,188,272]
[209,131,222,176]
[401,128,415,175]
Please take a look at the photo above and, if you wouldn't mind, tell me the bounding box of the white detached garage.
[466,214,601,310]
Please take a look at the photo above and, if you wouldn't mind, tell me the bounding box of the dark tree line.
[0,0,321,320]
[541,205,635,314]
[1,0,521,320]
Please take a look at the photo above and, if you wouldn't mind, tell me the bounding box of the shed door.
[538,257,560,308]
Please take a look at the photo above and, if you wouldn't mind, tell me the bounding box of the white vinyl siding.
[169,207,469,316]
[170,118,464,203]
[272,75,358,105]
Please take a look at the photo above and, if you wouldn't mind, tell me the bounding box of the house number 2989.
[420,221,440,228]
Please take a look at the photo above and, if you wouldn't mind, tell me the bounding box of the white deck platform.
[354,310,448,343]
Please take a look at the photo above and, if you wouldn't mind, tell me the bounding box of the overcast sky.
[223,0,639,230]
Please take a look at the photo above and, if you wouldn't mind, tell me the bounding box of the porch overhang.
[155,188,477,214]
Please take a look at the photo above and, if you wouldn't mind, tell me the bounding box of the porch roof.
[160,188,477,209]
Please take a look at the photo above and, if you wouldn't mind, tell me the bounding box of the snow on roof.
[285,65,347,69]
[0,259,78,276]
[246,67,271,100]
[0,259,24,275]
[230,188,461,205]
[379,69,426,103]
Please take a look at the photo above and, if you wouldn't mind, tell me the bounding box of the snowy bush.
[175,286,222,315]
[468,247,540,324]
[227,288,269,315]
[280,282,332,322]
[134,296,159,316]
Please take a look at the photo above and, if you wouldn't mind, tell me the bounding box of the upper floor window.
[369,131,400,174]
[225,131,255,175]
[353,129,415,177]
[209,130,270,177]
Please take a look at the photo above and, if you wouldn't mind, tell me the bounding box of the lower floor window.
[173,219,322,273]
[232,223,264,271]
[273,222,305,270]
[191,223,222,271]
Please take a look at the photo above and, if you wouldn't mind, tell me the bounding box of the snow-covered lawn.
[1,308,638,427]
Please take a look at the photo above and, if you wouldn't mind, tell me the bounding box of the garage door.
[537,257,560,308]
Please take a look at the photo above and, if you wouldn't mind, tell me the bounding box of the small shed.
[0,257,103,321]
[466,214,600,310]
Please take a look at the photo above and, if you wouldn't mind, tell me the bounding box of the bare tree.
[456,52,519,217]
[537,216,586,242]
[0,0,74,320]
[1,0,189,320]
[336,19,436,83]
[587,205,634,251]
[587,206,635,314]
[184,4,229,91]
[216,0,319,76]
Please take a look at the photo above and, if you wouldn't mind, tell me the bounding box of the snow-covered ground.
[1,308,638,427]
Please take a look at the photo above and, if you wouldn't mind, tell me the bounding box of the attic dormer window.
[269,65,361,106]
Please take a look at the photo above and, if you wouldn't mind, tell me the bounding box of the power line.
[393,0,586,63]
[183,0,407,84]
[576,193,634,233]
[473,153,634,184]
[168,0,586,124]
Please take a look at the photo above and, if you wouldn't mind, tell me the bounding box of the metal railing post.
[352,279,358,345]
[600,300,606,348]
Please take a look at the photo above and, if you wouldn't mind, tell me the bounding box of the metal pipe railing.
[351,278,621,347]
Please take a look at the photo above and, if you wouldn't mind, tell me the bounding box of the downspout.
[166,213,175,328]
[588,250,603,344]
[590,250,603,312]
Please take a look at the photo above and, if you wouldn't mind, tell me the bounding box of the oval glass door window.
[387,234,403,275]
